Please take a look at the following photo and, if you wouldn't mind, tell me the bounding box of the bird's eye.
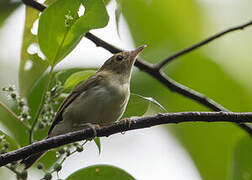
[116,55,124,62]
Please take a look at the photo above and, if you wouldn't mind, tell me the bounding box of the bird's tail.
[21,151,46,169]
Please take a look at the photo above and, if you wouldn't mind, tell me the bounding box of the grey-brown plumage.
[21,45,146,169]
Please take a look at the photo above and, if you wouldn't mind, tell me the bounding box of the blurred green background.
[0,0,251,179]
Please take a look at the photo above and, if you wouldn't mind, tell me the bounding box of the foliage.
[0,0,251,179]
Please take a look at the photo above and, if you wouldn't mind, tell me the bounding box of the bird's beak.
[129,45,147,63]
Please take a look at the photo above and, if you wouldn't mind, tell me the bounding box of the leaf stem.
[29,66,54,144]
[0,101,30,130]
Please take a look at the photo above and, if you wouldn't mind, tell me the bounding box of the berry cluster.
[2,85,31,122]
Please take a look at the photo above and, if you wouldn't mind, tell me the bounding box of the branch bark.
[1,111,252,167]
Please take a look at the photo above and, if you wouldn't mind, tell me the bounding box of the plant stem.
[29,66,54,144]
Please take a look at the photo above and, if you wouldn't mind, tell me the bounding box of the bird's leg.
[74,123,100,138]
[122,118,133,129]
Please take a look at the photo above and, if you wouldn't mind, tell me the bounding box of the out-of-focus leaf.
[121,0,203,64]
[104,0,112,5]
[0,0,20,27]
[123,93,165,118]
[66,164,135,180]
[94,137,101,154]
[38,0,109,66]
[122,94,149,118]
[122,0,252,180]
[64,70,96,90]
[0,102,28,146]
[19,7,49,97]
[228,137,252,180]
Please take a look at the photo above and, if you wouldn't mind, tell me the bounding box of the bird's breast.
[62,81,130,127]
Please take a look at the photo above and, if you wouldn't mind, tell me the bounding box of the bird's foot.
[123,118,132,129]
[79,123,100,139]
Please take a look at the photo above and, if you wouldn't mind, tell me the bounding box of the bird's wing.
[48,74,103,135]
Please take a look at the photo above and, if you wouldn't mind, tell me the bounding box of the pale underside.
[49,79,129,137]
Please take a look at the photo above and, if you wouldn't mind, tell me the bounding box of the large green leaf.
[123,93,166,118]
[66,164,135,180]
[38,0,109,66]
[19,7,49,97]
[64,70,96,90]
[228,137,252,180]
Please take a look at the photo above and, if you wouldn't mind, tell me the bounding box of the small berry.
[8,86,14,91]
[41,109,46,115]
[53,163,62,172]
[20,170,27,179]
[73,142,79,146]
[19,101,25,107]
[58,148,65,155]
[66,149,71,156]
[76,145,83,152]
[21,113,28,119]
[37,163,44,170]
[11,93,16,99]
[44,173,52,180]
[38,123,45,130]
[3,143,9,149]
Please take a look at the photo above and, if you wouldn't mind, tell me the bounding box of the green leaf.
[38,0,109,66]
[104,0,112,5]
[0,130,19,151]
[0,102,28,146]
[228,137,252,180]
[66,164,135,180]
[64,70,96,90]
[93,137,101,154]
[19,7,49,97]
[123,93,165,118]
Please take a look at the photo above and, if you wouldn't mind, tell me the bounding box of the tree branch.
[1,111,252,166]
[155,20,252,70]
[20,0,252,136]
[85,32,252,136]
[21,0,45,11]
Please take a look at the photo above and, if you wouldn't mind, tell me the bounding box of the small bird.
[22,45,146,169]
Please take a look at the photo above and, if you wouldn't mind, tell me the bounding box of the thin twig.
[1,111,252,166]
[155,20,252,70]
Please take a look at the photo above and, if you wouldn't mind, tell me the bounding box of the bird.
[21,45,146,169]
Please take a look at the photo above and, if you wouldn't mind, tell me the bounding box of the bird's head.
[99,45,147,77]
